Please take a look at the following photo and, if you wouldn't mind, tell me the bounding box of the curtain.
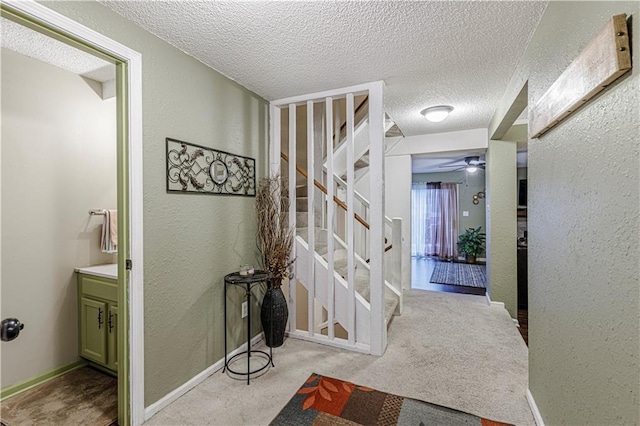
[411,183,436,256]
[411,182,458,259]
[437,183,458,259]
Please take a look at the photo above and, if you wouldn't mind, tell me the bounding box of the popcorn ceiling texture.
[0,17,115,82]
[99,0,546,136]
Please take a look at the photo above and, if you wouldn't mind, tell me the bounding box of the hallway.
[147,289,532,425]
[411,256,486,296]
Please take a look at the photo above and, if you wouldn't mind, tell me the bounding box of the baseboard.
[485,293,505,308]
[143,334,263,421]
[0,359,87,401]
[455,256,486,262]
[287,330,370,354]
[526,389,545,426]
[486,294,518,324]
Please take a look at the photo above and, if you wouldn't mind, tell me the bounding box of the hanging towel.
[100,210,118,254]
[109,209,118,248]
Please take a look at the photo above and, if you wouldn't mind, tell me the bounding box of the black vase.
[261,283,288,348]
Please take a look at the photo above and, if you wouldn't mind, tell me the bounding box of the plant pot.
[466,254,476,264]
[261,283,288,348]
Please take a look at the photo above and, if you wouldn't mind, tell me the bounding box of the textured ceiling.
[412,150,486,174]
[0,17,115,83]
[100,1,547,136]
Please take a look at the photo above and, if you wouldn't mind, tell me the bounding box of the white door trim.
[1,1,145,424]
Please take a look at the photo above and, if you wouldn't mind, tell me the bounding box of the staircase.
[270,82,402,356]
[294,183,399,331]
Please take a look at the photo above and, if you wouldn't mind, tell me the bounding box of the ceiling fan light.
[466,165,478,173]
[420,105,454,123]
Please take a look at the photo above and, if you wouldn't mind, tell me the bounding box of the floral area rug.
[270,373,511,426]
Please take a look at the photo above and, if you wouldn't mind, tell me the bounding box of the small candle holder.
[239,264,255,276]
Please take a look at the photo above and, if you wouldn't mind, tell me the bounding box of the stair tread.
[297,227,400,326]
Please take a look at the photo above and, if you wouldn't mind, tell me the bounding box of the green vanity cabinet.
[80,297,107,364]
[77,273,118,374]
[107,305,118,372]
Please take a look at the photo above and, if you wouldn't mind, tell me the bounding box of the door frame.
[0,1,145,424]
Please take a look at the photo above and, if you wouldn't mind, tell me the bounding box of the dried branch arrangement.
[256,174,295,287]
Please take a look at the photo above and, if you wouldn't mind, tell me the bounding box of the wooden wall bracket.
[530,14,631,139]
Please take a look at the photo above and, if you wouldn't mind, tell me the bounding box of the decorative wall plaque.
[166,137,256,196]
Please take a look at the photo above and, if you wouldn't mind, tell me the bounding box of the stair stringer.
[295,236,371,345]
[329,120,370,178]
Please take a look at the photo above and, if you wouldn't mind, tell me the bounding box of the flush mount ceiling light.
[466,165,478,173]
[420,105,454,123]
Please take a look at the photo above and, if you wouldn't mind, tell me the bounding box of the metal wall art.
[166,138,256,196]
[472,189,486,205]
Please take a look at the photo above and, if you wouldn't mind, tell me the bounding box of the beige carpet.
[1,366,117,426]
[146,290,533,425]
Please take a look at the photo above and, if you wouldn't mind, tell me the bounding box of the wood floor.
[411,257,486,296]
[518,309,528,345]
[1,366,117,426]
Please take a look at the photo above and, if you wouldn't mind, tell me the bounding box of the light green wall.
[491,2,640,424]
[40,1,268,406]
[485,140,517,317]
[412,170,486,241]
[502,123,528,144]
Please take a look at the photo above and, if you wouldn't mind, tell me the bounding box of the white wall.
[386,128,488,156]
[384,155,411,290]
[1,49,116,388]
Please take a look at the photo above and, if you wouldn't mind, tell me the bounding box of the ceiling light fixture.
[466,165,478,173]
[420,105,454,123]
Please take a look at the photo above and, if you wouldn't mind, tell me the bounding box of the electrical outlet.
[241,301,248,318]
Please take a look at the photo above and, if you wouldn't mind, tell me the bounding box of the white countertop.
[75,263,118,280]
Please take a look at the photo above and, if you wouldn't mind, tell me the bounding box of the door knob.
[1,318,25,342]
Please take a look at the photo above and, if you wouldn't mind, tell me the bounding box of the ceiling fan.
[438,156,486,173]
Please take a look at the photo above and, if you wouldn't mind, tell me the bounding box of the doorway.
[0,2,143,425]
[488,81,528,346]
[410,153,487,296]
[1,19,118,424]
[507,107,529,345]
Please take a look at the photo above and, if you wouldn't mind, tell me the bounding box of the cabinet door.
[107,304,118,372]
[80,297,107,364]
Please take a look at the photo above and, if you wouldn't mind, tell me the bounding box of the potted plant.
[457,226,486,264]
[256,174,295,347]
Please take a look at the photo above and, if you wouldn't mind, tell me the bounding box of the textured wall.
[1,49,117,388]
[385,155,412,290]
[41,1,268,406]
[412,170,486,243]
[491,2,640,424]
[485,140,517,317]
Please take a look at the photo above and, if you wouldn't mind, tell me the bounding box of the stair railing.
[281,151,403,315]
[281,152,371,231]
[271,82,386,355]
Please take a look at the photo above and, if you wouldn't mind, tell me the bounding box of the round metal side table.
[223,270,274,385]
